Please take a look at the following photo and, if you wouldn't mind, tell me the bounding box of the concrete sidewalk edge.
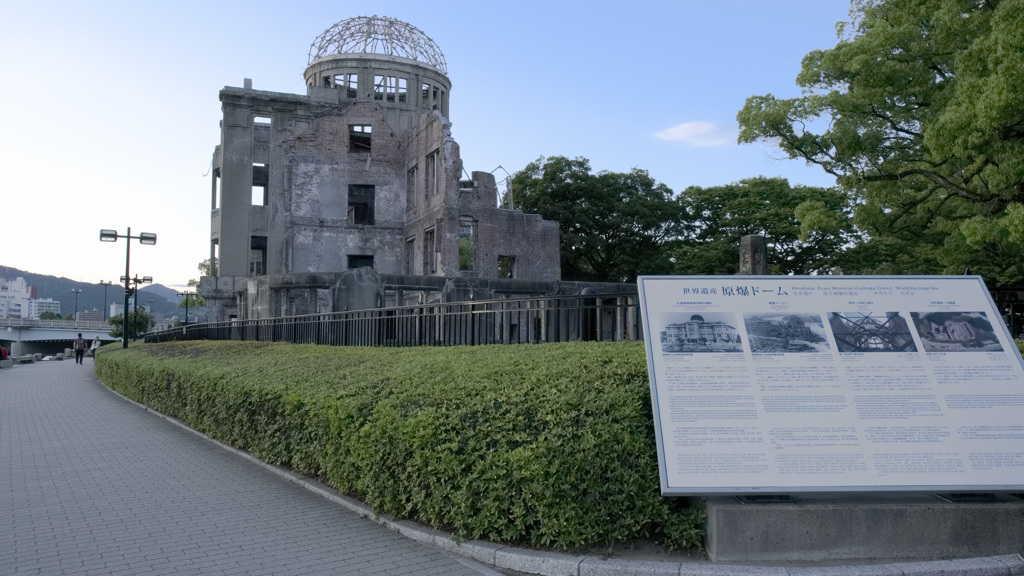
[103,384,1024,576]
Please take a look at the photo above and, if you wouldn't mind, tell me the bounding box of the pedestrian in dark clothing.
[72,333,87,365]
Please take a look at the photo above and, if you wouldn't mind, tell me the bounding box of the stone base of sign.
[704,492,1024,563]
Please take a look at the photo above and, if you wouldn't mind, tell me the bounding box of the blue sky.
[0,0,852,289]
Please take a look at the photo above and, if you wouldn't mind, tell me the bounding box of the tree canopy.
[737,0,1024,287]
[510,156,681,282]
[673,177,858,275]
[182,258,215,311]
[108,310,152,340]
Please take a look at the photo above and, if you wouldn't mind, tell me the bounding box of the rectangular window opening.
[458,218,476,271]
[250,236,267,277]
[398,78,407,103]
[333,74,358,96]
[406,166,417,211]
[211,240,220,276]
[254,115,271,126]
[349,124,372,153]
[386,76,397,102]
[423,228,436,274]
[251,163,269,206]
[422,83,430,107]
[212,169,221,210]
[405,237,416,275]
[498,256,516,279]
[374,75,385,100]
[346,73,358,98]
[426,150,439,198]
[348,185,375,225]
[347,255,374,270]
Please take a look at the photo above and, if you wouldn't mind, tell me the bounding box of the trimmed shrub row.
[95,340,703,550]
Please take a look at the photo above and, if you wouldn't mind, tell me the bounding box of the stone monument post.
[739,234,767,275]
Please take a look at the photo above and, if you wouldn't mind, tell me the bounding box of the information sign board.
[637,276,1024,495]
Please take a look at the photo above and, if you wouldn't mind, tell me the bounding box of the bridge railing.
[146,293,642,347]
[0,318,113,331]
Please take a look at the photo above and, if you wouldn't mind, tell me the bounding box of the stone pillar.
[739,234,767,275]
[331,267,384,312]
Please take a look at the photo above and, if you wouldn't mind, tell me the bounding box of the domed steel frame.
[308,15,447,74]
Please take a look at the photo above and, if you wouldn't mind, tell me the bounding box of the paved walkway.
[4,360,1022,576]
[0,359,499,576]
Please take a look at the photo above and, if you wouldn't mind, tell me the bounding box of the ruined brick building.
[199,16,566,321]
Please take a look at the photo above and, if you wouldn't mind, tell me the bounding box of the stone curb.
[105,384,1024,576]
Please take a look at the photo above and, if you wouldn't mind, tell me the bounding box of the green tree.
[737,0,1024,287]
[510,156,682,282]
[176,294,202,324]
[197,257,217,277]
[179,258,215,314]
[108,310,152,340]
[672,177,859,275]
[38,311,62,320]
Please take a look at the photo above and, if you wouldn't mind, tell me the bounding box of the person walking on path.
[71,333,87,364]
[89,337,100,358]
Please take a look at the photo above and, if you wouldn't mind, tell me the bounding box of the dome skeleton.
[308,15,447,74]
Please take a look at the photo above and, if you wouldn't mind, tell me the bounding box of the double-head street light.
[71,289,82,320]
[121,272,151,336]
[100,228,156,348]
[98,280,114,321]
[176,290,197,326]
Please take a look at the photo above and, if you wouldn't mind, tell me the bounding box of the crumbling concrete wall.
[284,101,407,275]
[401,113,561,282]
[206,29,563,322]
[463,171,561,281]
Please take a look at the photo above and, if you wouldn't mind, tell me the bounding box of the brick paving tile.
[1,361,498,576]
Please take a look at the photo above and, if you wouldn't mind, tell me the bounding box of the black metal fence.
[991,288,1024,339]
[144,287,1024,348]
[145,293,642,347]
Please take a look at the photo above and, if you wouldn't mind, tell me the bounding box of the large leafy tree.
[510,156,682,282]
[673,177,859,275]
[737,0,1024,287]
[108,309,152,340]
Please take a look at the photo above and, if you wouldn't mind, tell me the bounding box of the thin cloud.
[654,121,737,147]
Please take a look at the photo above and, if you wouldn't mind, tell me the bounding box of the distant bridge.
[0,319,119,356]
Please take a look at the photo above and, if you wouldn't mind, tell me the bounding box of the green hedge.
[95,341,703,550]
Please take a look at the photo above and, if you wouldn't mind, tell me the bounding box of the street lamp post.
[176,290,197,326]
[71,289,82,321]
[98,281,114,321]
[100,228,157,348]
[121,274,153,342]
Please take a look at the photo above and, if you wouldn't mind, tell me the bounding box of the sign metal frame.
[638,275,1024,495]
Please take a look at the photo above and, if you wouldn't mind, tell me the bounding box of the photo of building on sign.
[911,311,1003,352]
[659,313,742,353]
[828,311,918,353]
[743,313,830,353]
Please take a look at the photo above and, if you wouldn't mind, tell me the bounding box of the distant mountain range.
[0,265,200,319]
